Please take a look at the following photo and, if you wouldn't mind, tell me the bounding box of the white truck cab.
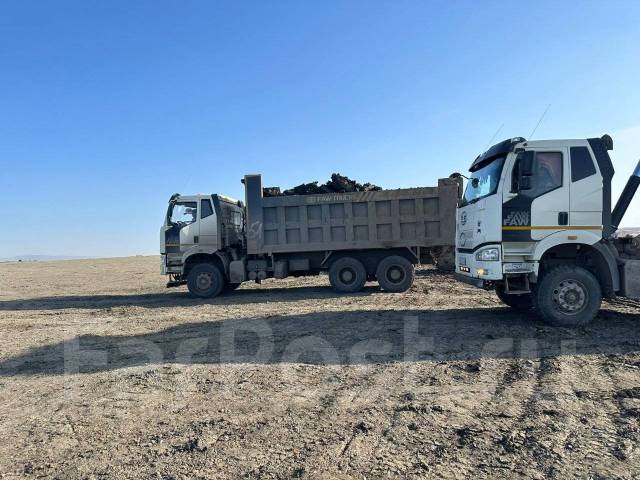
[160,193,244,287]
[455,135,640,326]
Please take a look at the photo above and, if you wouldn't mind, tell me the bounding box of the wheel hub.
[387,266,404,283]
[340,268,355,284]
[196,272,212,290]
[553,279,587,314]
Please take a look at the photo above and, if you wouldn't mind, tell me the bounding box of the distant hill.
[0,255,95,262]
[616,228,640,237]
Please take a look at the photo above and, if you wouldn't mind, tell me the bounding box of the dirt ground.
[1,256,639,479]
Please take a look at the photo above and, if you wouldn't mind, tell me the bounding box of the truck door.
[178,202,200,251]
[166,201,199,254]
[198,198,218,247]
[568,145,602,228]
[503,147,569,241]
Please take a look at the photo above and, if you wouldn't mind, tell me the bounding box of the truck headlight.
[476,248,500,262]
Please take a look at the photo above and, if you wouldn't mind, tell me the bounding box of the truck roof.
[172,193,241,205]
[215,193,242,206]
[471,135,613,172]
[518,138,591,149]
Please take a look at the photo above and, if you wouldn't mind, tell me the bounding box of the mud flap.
[621,259,640,300]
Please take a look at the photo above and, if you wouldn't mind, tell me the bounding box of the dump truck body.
[243,174,459,257]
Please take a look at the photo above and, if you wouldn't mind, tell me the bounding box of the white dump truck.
[455,134,640,326]
[160,174,461,297]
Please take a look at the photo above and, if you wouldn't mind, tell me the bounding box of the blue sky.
[2,0,640,257]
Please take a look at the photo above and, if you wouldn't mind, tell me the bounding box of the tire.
[495,284,534,311]
[431,246,455,272]
[535,265,602,327]
[329,257,367,293]
[435,252,456,272]
[186,263,225,298]
[376,255,415,293]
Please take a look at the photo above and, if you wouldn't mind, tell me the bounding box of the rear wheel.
[536,265,601,327]
[329,257,367,293]
[376,255,415,293]
[187,263,225,298]
[495,284,533,311]
[433,247,456,272]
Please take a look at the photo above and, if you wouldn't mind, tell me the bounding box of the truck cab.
[160,193,244,292]
[456,135,640,326]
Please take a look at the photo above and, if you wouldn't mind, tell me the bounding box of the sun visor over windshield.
[470,137,526,172]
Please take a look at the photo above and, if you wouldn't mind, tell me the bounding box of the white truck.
[455,134,640,327]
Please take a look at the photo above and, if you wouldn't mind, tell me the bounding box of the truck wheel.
[495,284,533,311]
[329,257,367,293]
[435,254,455,272]
[536,265,602,327]
[376,255,415,293]
[187,263,225,298]
[430,246,455,272]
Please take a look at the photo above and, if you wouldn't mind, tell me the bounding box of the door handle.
[194,236,199,244]
[558,212,569,226]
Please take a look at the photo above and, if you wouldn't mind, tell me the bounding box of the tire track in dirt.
[273,362,413,478]
[501,354,629,478]
[296,364,393,476]
[600,355,640,469]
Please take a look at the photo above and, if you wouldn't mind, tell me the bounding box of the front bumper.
[455,247,504,285]
[161,254,183,275]
[454,273,492,289]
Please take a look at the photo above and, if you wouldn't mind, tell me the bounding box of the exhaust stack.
[612,159,640,230]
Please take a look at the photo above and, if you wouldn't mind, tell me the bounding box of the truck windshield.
[169,202,197,226]
[461,156,506,206]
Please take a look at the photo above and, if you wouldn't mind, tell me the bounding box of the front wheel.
[495,284,534,311]
[376,256,415,293]
[187,263,225,298]
[535,265,602,327]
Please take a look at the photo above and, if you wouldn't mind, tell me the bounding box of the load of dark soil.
[263,173,382,197]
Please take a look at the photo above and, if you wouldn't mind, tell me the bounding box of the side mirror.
[516,151,534,191]
[519,176,532,190]
[520,151,534,176]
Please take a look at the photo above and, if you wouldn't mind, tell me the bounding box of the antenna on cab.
[484,123,504,150]
[529,103,551,139]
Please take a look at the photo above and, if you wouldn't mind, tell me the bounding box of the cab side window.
[531,152,563,197]
[570,146,597,182]
[201,199,214,219]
